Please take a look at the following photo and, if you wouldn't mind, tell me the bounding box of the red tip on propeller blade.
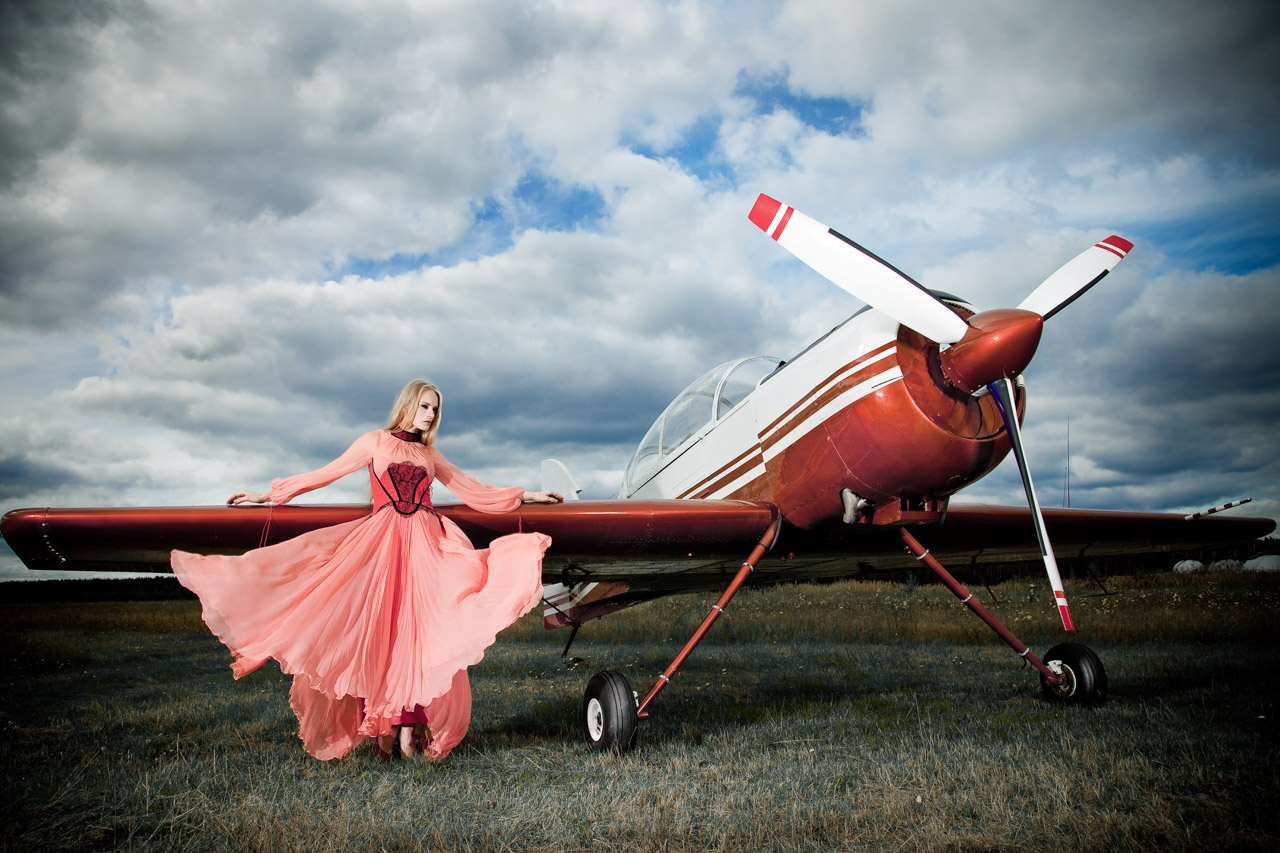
[748,194,782,232]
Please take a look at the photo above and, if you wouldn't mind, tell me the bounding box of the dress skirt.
[172,505,548,760]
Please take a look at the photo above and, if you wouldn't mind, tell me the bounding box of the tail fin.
[540,459,582,500]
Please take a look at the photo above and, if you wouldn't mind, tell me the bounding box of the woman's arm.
[431,448,562,512]
[226,430,381,506]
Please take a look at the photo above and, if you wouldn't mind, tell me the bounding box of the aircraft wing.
[0,500,780,578]
[3,500,1270,584]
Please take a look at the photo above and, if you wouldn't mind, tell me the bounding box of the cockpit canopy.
[623,355,782,495]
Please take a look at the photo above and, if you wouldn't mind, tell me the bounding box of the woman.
[171,379,562,761]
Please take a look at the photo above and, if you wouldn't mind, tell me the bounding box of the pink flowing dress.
[170,429,550,760]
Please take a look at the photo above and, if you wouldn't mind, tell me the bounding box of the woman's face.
[410,389,439,433]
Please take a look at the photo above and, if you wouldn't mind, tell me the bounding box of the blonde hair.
[386,379,443,445]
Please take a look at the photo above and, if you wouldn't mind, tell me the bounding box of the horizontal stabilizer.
[541,459,582,500]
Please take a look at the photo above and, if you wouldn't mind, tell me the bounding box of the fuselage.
[622,300,1022,528]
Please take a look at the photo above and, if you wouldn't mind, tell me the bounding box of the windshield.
[623,356,781,494]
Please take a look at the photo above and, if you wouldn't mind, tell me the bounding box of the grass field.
[2,571,1278,851]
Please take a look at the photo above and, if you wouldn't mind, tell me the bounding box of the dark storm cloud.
[0,455,85,500]
[0,0,115,185]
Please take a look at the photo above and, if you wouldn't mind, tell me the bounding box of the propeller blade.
[988,378,1074,631]
[749,194,972,344]
[1017,235,1133,320]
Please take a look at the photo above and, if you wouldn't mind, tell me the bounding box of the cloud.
[777,0,1280,164]
[1,0,1277,578]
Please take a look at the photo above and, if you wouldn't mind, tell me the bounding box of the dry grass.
[500,569,1280,648]
[2,571,1277,851]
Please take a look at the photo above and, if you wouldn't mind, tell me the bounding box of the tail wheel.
[1040,642,1108,706]
[583,670,637,752]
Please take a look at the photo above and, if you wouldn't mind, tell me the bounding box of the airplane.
[2,194,1273,753]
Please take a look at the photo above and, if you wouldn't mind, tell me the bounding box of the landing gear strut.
[581,520,780,752]
[897,527,1107,706]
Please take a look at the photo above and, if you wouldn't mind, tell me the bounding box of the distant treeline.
[1,576,196,604]
[883,536,1280,587]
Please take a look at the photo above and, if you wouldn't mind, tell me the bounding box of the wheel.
[1040,642,1108,707]
[583,670,638,752]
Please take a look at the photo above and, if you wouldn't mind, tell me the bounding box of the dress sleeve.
[268,430,380,505]
[429,446,523,513]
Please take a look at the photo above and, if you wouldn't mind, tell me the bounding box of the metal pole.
[898,527,1060,685]
[636,520,780,720]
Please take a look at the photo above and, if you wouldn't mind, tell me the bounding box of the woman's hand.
[227,490,271,506]
[521,490,564,504]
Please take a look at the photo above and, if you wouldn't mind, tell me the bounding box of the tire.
[1040,642,1108,707]
[583,670,638,752]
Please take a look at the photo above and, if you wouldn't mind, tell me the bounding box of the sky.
[2,0,1278,580]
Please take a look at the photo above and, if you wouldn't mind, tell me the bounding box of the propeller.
[748,194,971,343]
[750,193,1134,631]
[1018,235,1133,320]
[988,377,1073,630]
